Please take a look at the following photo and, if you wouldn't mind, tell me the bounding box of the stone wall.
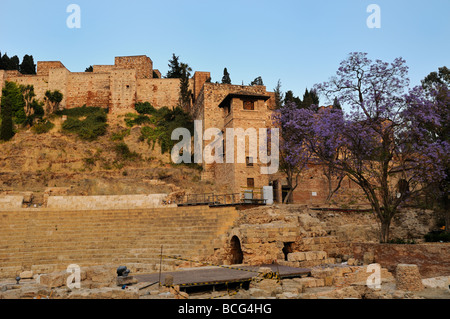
[136,78,189,108]
[37,61,66,76]
[109,69,137,113]
[4,74,50,108]
[0,70,5,101]
[209,205,346,266]
[352,243,450,278]
[46,194,169,210]
[193,71,210,102]
[1,55,185,113]
[0,196,24,210]
[114,55,152,79]
[65,72,110,108]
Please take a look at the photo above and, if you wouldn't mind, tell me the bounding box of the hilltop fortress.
[0,55,204,113]
[0,55,365,206]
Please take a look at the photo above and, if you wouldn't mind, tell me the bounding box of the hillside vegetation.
[0,105,225,205]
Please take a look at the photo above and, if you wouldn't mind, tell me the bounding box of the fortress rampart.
[0,55,210,114]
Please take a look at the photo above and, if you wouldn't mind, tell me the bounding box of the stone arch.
[230,235,243,265]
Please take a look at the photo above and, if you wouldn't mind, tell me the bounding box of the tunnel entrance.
[282,242,294,261]
[230,236,243,264]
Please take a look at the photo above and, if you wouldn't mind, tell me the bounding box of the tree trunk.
[441,191,449,233]
[380,218,391,243]
[283,189,294,204]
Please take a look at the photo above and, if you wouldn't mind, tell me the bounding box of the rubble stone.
[395,264,424,292]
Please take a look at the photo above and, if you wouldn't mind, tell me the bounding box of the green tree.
[19,85,36,116]
[1,53,20,71]
[9,55,20,71]
[178,63,192,111]
[44,90,63,114]
[166,53,183,78]
[284,90,301,107]
[273,79,284,109]
[85,65,93,72]
[0,81,21,140]
[301,88,319,110]
[250,76,264,86]
[19,55,36,75]
[1,53,10,70]
[222,68,231,84]
[332,97,342,110]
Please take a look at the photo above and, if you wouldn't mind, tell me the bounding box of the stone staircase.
[0,206,239,278]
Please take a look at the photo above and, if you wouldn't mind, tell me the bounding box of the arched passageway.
[230,236,243,264]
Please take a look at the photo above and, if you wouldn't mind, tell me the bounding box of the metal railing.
[177,191,266,207]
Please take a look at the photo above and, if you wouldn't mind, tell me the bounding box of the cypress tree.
[221,68,231,84]
[19,55,36,74]
[1,82,16,141]
[166,53,182,78]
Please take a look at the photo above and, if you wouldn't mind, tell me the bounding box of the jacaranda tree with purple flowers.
[273,102,312,203]
[406,67,450,233]
[278,52,448,242]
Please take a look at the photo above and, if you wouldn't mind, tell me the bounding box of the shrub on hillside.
[114,142,139,161]
[61,106,108,140]
[31,119,54,134]
[129,105,193,154]
[124,114,152,127]
[55,105,105,117]
[135,102,157,115]
[424,231,450,242]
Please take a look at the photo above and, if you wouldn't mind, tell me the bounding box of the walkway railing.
[177,191,266,207]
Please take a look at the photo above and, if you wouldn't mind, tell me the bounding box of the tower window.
[246,157,254,167]
[243,100,254,110]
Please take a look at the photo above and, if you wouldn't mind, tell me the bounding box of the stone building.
[0,55,206,114]
[0,54,365,205]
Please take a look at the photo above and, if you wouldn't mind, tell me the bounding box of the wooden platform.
[134,264,311,288]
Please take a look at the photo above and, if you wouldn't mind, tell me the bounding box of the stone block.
[117,276,138,286]
[310,267,334,279]
[287,252,306,262]
[422,276,450,289]
[363,252,375,265]
[39,271,68,288]
[68,288,139,299]
[294,277,317,288]
[19,271,34,279]
[395,264,424,292]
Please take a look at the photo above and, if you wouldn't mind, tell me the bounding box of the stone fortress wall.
[0,55,208,115]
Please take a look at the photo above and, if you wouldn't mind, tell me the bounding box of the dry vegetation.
[0,114,228,205]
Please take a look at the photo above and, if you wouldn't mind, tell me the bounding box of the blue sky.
[1,0,449,104]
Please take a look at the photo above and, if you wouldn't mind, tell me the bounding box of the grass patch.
[61,106,108,140]
[31,119,54,134]
[114,142,139,161]
[111,128,131,141]
[56,105,106,117]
